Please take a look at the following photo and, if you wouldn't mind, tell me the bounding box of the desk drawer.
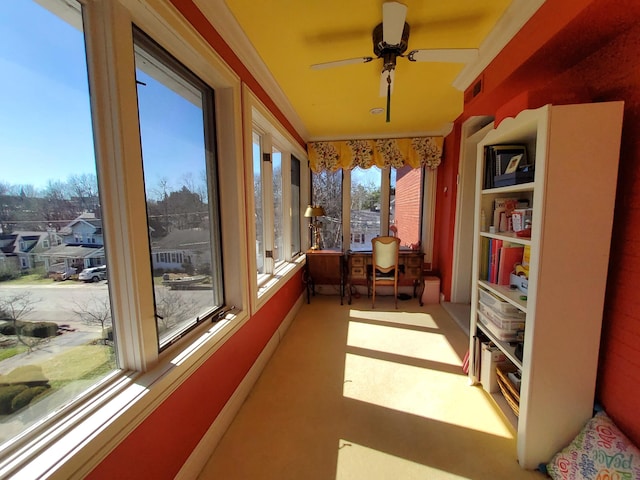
[351,256,365,267]
[350,266,366,279]
[405,267,422,279]
[405,256,422,267]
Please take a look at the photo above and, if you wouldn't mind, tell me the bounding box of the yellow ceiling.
[217,0,514,140]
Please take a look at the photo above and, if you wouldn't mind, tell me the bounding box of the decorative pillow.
[546,411,640,480]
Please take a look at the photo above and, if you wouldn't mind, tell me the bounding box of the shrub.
[20,321,58,338]
[5,365,48,387]
[0,385,28,414]
[0,321,17,335]
[11,385,50,412]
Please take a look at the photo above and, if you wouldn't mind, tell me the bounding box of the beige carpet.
[197,294,546,480]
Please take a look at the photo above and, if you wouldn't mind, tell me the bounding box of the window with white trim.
[133,27,224,350]
[249,101,307,292]
[0,0,117,450]
[0,0,243,475]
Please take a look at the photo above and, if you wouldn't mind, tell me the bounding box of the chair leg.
[394,280,398,309]
[372,279,375,309]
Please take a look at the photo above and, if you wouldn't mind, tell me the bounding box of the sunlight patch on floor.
[346,317,460,365]
[349,308,439,329]
[335,439,471,480]
[343,352,514,438]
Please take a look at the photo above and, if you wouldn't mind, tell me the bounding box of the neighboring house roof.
[0,231,55,255]
[59,212,103,236]
[38,244,105,260]
[0,235,18,255]
[152,229,210,252]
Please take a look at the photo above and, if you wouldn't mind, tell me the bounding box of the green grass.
[0,345,27,361]
[2,274,53,286]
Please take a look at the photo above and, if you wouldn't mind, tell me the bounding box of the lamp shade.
[304,205,325,217]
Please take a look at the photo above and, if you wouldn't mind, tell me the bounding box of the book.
[483,144,528,189]
[489,238,503,284]
[493,197,518,232]
[497,245,525,285]
[480,237,490,280]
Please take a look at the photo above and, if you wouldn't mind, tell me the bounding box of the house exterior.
[39,212,106,272]
[150,228,211,274]
[0,230,62,272]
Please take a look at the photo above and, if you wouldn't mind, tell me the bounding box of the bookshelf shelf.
[468,102,624,469]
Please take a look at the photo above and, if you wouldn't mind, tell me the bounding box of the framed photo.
[504,153,524,174]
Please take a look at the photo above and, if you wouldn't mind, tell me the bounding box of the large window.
[272,147,284,263]
[350,166,382,251]
[311,170,342,250]
[134,28,223,348]
[312,165,429,253]
[290,156,301,255]
[252,131,266,274]
[0,0,116,448]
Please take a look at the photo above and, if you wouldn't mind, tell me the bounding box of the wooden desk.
[304,250,344,304]
[345,250,424,305]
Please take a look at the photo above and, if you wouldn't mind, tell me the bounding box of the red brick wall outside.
[394,167,422,248]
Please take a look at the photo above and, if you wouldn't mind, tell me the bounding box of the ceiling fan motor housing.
[373,22,410,72]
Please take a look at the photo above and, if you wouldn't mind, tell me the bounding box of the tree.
[311,170,342,249]
[71,296,112,344]
[0,292,40,353]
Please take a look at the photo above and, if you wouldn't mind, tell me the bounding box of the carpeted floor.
[197,294,546,480]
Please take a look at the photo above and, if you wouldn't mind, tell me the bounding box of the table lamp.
[304,204,325,250]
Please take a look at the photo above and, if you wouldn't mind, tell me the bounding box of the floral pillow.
[546,411,640,480]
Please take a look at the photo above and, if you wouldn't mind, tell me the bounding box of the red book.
[498,246,525,285]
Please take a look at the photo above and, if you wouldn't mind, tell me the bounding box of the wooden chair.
[370,236,401,309]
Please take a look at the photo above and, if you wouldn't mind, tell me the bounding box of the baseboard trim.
[174,294,304,479]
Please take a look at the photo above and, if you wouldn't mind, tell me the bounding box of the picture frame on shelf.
[505,153,524,174]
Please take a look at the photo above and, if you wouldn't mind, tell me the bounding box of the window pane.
[350,166,381,251]
[272,148,283,263]
[0,0,116,447]
[134,29,223,348]
[252,132,265,274]
[311,170,342,250]
[290,156,301,255]
[391,165,423,248]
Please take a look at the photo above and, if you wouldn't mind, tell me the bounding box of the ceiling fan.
[310,1,478,122]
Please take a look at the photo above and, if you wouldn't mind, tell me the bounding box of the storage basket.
[478,311,523,341]
[496,364,520,417]
[479,289,521,315]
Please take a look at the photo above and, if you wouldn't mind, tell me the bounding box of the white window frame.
[316,164,436,263]
[0,1,252,477]
[242,86,308,310]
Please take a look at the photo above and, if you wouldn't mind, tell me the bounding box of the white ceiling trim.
[453,0,546,91]
[194,0,310,141]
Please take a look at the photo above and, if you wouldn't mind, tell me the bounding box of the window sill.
[255,258,305,309]
[0,308,248,480]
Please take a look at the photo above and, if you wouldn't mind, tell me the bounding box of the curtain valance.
[307,136,443,173]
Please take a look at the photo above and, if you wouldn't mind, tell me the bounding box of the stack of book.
[480,238,525,286]
[483,144,529,189]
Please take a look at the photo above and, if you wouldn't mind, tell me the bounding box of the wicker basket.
[496,364,521,417]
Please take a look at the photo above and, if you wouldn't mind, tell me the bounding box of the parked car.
[78,265,107,282]
[49,264,77,281]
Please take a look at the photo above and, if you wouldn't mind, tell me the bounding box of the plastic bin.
[479,289,521,315]
[478,311,523,341]
[478,302,525,330]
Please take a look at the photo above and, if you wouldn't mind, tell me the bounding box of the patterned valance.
[307,136,443,173]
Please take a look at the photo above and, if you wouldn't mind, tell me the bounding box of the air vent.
[464,75,483,104]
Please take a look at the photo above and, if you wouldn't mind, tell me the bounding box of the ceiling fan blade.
[407,48,479,63]
[310,56,374,70]
[382,2,407,45]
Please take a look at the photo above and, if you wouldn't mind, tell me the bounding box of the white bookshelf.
[468,102,624,469]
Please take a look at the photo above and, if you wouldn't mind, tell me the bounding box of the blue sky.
[0,1,206,196]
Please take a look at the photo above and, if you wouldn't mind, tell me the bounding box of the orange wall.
[436,0,640,445]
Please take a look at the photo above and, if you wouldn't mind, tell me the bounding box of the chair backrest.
[372,236,400,272]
